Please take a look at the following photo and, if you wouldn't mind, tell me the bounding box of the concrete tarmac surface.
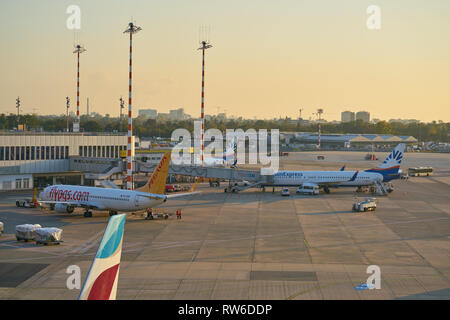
[0,151,449,300]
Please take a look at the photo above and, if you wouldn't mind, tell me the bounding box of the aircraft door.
[134,194,139,208]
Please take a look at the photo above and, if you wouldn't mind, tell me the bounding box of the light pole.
[16,96,20,127]
[66,97,70,132]
[119,97,124,132]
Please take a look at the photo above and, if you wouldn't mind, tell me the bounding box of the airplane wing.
[166,179,201,198]
[135,193,166,201]
[166,191,202,199]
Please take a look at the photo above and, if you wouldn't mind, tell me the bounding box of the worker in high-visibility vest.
[176,209,182,220]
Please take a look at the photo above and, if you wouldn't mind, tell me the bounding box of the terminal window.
[16,147,20,160]
[0,147,3,161]
[36,146,40,160]
[31,146,35,160]
[15,179,21,189]
[46,146,50,159]
[65,146,69,159]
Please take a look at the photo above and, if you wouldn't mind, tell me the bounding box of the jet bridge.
[135,161,274,185]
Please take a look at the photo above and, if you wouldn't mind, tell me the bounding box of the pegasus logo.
[149,155,167,186]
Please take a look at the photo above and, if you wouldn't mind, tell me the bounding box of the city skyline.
[1,1,449,122]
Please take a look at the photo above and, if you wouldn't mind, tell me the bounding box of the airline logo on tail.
[137,151,171,195]
[379,143,405,168]
[78,214,126,300]
[365,143,405,181]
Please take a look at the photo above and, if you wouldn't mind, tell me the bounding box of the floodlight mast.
[73,44,86,132]
[198,40,212,166]
[123,22,141,190]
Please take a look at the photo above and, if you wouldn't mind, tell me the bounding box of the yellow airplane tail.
[136,151,171,195]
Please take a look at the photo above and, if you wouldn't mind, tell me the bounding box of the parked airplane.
[79,213,125,300]
[38,152,198,217]
[195,138,237,167]
[339,144,405,182]
[236,144,406,195]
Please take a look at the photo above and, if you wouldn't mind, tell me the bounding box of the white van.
[296,183,320,195]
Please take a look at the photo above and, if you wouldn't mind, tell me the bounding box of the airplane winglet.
[78,214,126,300]
[190,178,200,193]
[349,170,359,182]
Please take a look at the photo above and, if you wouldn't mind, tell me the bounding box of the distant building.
[356,111,370,122]
[169,108,184,120]
[341,111,355,123]
[139,109,158,119]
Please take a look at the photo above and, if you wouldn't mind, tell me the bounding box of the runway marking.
[0,241,62,256]
[67,229,105,254]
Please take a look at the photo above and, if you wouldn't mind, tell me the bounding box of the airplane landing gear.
[324,186,330,194]
[109,211,118,217]
[84,210,93,218]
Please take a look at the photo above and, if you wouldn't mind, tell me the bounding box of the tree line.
[1,113,449,142]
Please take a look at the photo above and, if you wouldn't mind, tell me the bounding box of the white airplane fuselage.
[41,185,166,212]
[269,170,383,187]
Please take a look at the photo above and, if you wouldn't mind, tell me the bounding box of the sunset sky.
[1,0,449,122]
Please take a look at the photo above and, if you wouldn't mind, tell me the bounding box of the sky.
[1,0,449,122]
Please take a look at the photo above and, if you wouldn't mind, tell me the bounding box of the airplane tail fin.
[376,143,405,169]
[365,143,405,181]
[136,151,171,194]
[224,138,237,165]
[78,214,126,300]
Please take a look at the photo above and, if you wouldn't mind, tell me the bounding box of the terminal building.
[281,132,417,150]
[0,132,131,191]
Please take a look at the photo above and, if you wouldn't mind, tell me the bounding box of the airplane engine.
[55,203,75,213]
